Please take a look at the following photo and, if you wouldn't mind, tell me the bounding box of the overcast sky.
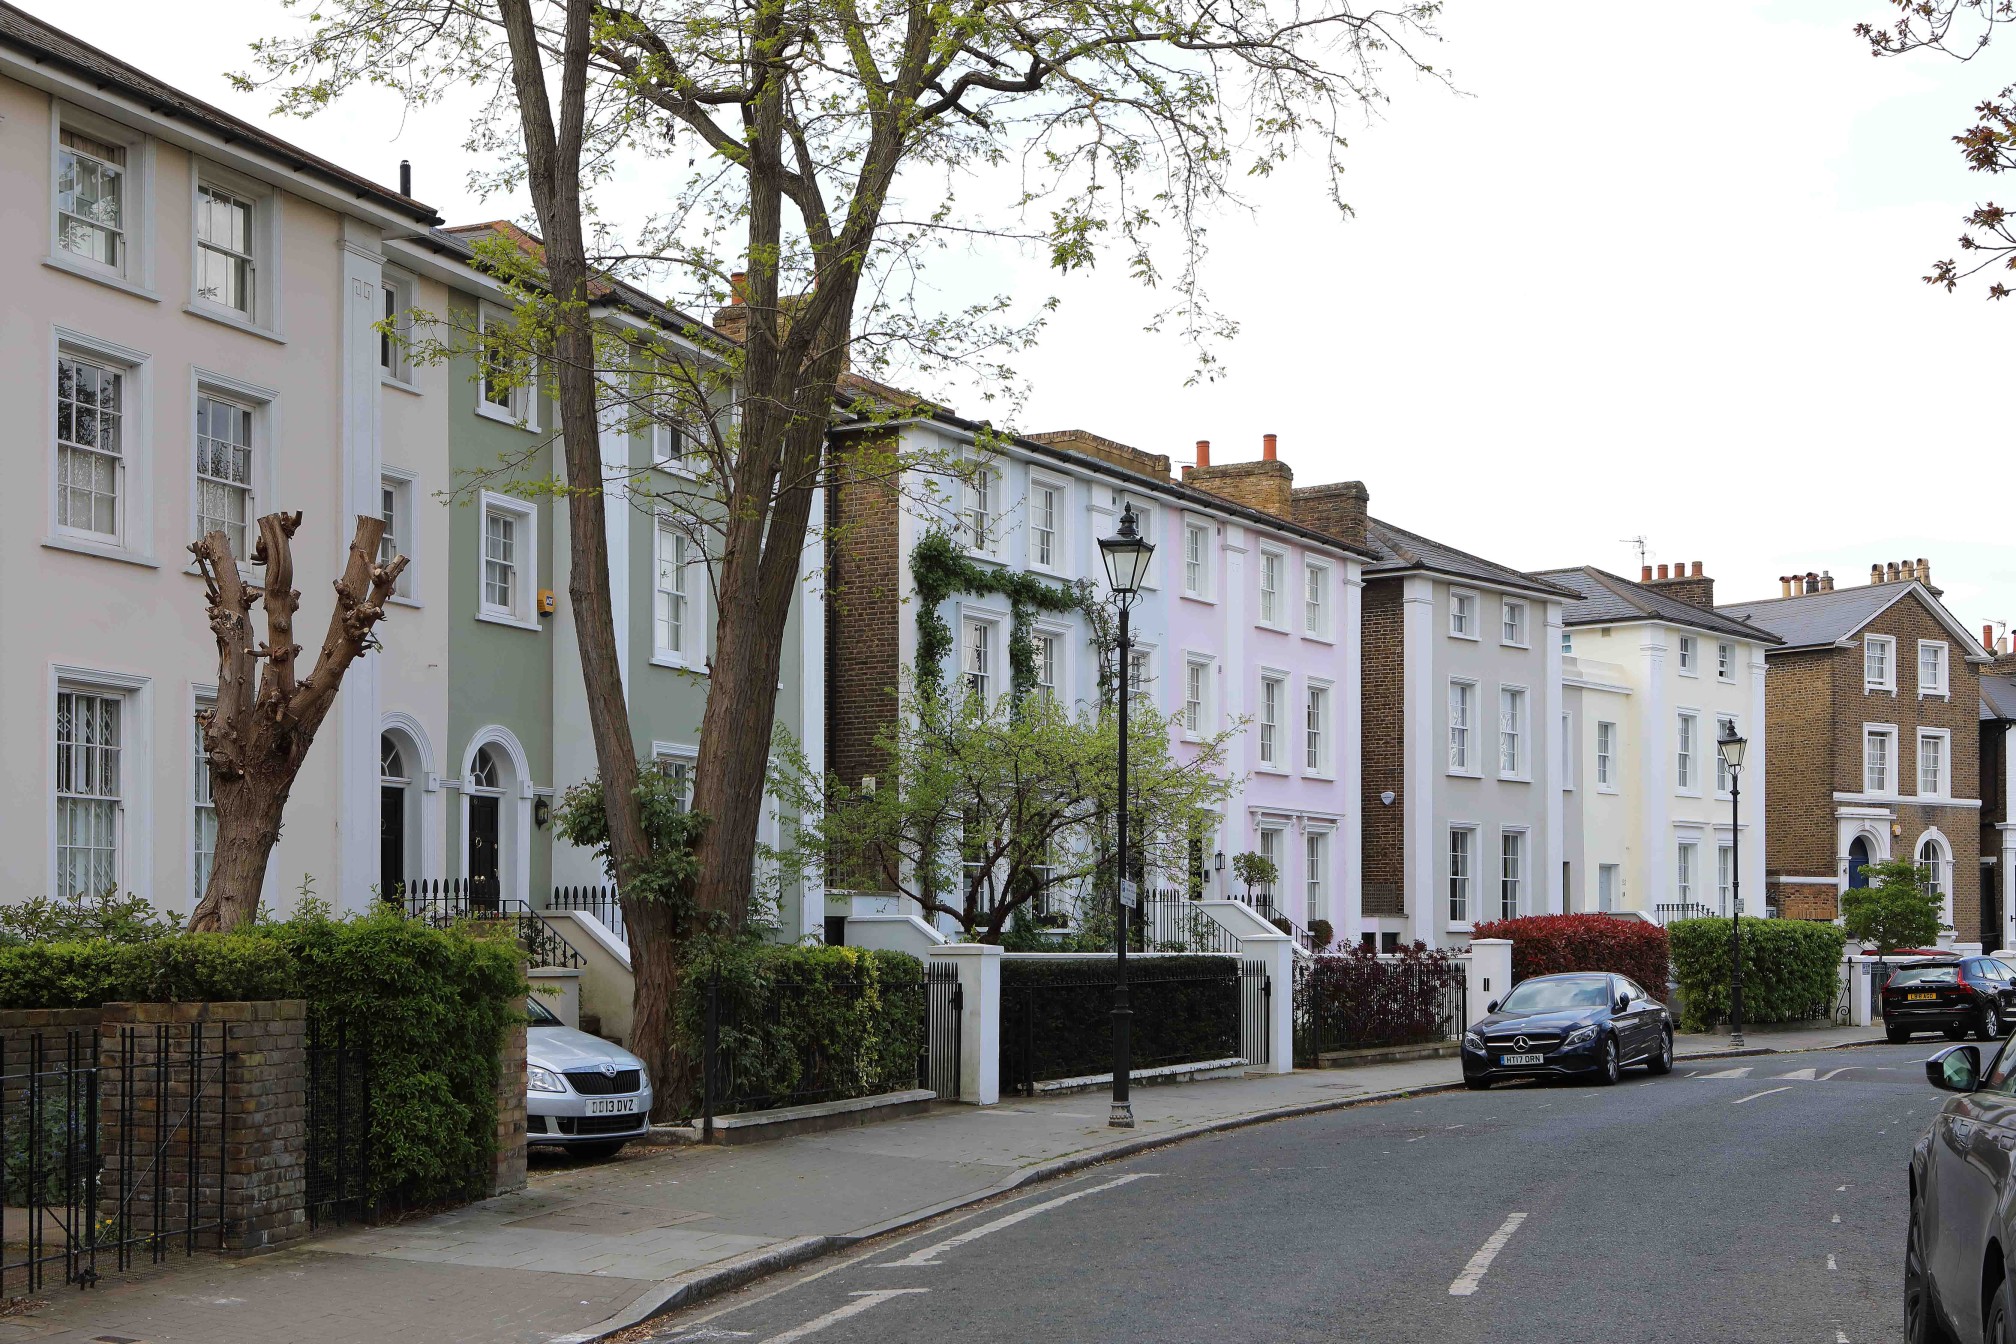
[35,0,2013,637]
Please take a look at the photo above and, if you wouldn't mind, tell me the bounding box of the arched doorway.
[467,745,504,912]
[380,735,410,905]
[1848,836,1872,890]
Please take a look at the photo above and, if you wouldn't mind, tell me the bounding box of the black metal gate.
[925,963,962,1100]
[306,1017,373,1229]
[1239,958,1271,1069]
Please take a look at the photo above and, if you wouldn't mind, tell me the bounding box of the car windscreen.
[1498,977,1611,1013]
[1889,965,1960,986]
[526,995,562,1025]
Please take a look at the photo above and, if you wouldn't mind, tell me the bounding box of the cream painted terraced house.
[1537,562,1777,924]
[0,4,447,915]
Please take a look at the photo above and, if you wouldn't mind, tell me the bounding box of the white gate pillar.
[1467,937,1514,1014]
[929,944,1000,1105]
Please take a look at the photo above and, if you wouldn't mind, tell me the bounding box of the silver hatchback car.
[525,996,653,1156]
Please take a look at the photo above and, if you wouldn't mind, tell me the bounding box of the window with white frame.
[654,519,693,660]
[379,470,416,597]
[1450,590,1476,638]
[653,748,696,813]
[1499,830,1524,919]
[1865,635,1896,691]
[1717,642,1735,680]
[1256,828,1283,900]
[964,618,994,701]
[479,494,537,627]
[194,696,216,901]
[56,351,127,542]
[961,463,997,554]
[1031,479,1063,571]
[1183,521,1209,597]
[1128,647,1153,706]
[1035,631,1059,699]
[1305,831,1329,924]
[1596,721,1616,787]
[1449,679,1476,773]
[1715,716,1737,794]
[1259,550,1284,627]
[1598,863,1618,913]
[1184,659,1211,736]
[1919,835,1949,909]
[1499,686,1526,777]
[1306,684,1330,774]
[379,271,413,382]
[195,392,254,555]
[195,181,257,314]
[56,126,129,272]
[1304,562,1331,637]
[1677,841,1698,907]
[1919,641,1949,697]
[1865,726,1895,794]
[1676,712,1698,790]
[1258,674,1283,766]
[1678,635,1697,674]
[1448,827,1474,924]
[1560,712,1573,789]
[1717,843,1733,915]
[55,688,123,900]
[477,305,535,424]
[1501,599,1527,646]
[1919,730,1949,798]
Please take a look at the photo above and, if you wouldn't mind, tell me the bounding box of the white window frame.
[1258,548,1286,629]
[959,460,999,556]
[1303,560,1333,640]
[1033,626,1064,701]
[1918,640,1950,699]
[477,490,540,630]
[1447,825,1476,928]
[1918,728,1952,799]
[1029,474,1067,574]
[1714,716,1738,797]
[1305,680,1333,777]
[1498,828,1527,921]
[1677,635,1698,676]
[475,303,539,428]
[652,741,699,813]
[193,687,219,904]
[1717,641,1735,682]
[1449,588,1478,640]
[1448,678,1479,776]
[1863,723,1897,796]
[653,517,701,667]
[1559,711,1574,791]
[379,268,417,386]
[189,160,280,335]
[962,613,1002,703]
[1305,829,1331,925]
[1501,599,1528,648]
[1127,643,1156,710]
[1498,684,1529,781]
[1864,634,1897,693]
[1182,518,1212,599]
[1595,721,1617,791]
[1183,657,1214,740]
[189,368,276,564]
[47,102,155,297]
[1676,840,1698,907]
[1917,832,1954,926]
[1674,710,1702,794]
[49,328,154,565]
[379,466,419,602]
[1597,863,1619,913]
[1716,843,1734,916]
[1256,827,1284,903]
[1257,672,1285,769]
[49,665,151,905]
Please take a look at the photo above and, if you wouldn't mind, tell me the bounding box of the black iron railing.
[1137,890,1241,953]
[395,879,586,969]
[305,1016,372,1229]
[1244,892,1317,953]
[549,884,625,942]
[1000,956,1253,1095]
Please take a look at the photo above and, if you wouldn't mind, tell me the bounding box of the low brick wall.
[493,1018,527,1195]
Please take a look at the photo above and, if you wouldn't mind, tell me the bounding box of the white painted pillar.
[1466,937,1514,1015]
[1747,648,1770,910]
[797,479,827,944]
[1540,600,1565,915]
[1848,957,1872,1027]
[1638,632,1671,912]
[1402,576,1436,946]
[336,220,385,913]
[929,943,1000,1105]
[1341,563,1365,947]
[1241,931,1295,1074]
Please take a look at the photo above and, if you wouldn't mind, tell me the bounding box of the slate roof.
[1983,675,2016,723]
[0,1,439,226]
[433,222,730,342]
[1719,583,1947,653]
[1534,566,1780,643]
[1361,518,1579,599]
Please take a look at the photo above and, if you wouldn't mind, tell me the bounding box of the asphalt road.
[642,1042,1943,1344]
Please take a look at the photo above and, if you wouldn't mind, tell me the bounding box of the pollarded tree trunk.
[186,512,407,933]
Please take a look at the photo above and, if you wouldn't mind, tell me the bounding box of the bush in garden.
[1840,858,1945,953]
[1296,941,1463,1059]
[1667,917,1846,1032]
[1469,914,1671,1000]
[1308,919,1335,951]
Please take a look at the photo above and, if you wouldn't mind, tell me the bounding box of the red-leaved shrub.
[1469,914,1671,1002]
[1295,941,1465,1060]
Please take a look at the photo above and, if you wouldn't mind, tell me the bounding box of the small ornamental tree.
[1232,852,1278,904]
[1841,857,1947,954]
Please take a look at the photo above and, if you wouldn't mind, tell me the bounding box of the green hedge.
[673,942,927,1118]
[999,955,1240,1086]
[0,907,523,1206]
[1668,917,1845,1032]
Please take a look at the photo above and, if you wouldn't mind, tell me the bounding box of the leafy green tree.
[1840,857,1947,953]
[768,683,1237,942]
[1232,851,1278,902]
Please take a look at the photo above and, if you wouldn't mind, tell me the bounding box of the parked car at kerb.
[525,995,652,1158]
[1460,972,1674,1089]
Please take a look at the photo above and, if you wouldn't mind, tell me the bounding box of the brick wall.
[827,435,904,795]
[1026,429,1172,480]
[493,1018,527,1195]
[1361,580,1406,916]
[1763,647,1838,882]
[1289,482,1369,549]
[1183,459,1294,519]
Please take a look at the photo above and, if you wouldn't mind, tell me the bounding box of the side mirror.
[1486,1000,1499,1015]
[1927,1044,1983,1093]
[1615,994,1631,1013]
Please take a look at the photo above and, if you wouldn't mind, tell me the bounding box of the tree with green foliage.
[1232,851,1278,903]
[769,683,1237,941]
[1840,857,1948,953]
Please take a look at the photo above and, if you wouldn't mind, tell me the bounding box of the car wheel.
[573,1140,628,1161]
[1645,1029,1674,1076]
[1981,1009,2001,1043]
[1888,1026,1911,1044]
[1992,1278,2015,1344]
[1596,1037,1620,1086]
[1905,1193,1938,1344]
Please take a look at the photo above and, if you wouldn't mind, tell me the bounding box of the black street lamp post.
[1717,724,1749,1049]
[1098,504,1153,1130]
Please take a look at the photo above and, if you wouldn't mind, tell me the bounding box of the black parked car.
[1460,972,1674,1089]
[1909,1038,2016,1342]
[1884,959,2016,1044]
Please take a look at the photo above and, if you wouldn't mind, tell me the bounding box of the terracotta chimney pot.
[1691,560,1704,578]
[1656,563,1669,580]
[1262,433,1278,461]
[729,271,747,305]
[1644,566,1655,583]
[1195,439,1210,468]
[1822,571,1834,591]
[1988,625,1998,654]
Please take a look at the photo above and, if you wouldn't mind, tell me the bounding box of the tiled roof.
[1362,518,1579,599]
[1983,676,2016,723]
[0,1,438,225]
[1719,583,1925,651]
[1534,566,1780,643]
[437,222,728,340]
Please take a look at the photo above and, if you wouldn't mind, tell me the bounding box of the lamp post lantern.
[1717,724,1749,1049]
[1098,504,1154,1129]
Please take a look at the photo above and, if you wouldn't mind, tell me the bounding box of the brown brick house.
[1720,564,1993,942]
[1978,646,2016,953]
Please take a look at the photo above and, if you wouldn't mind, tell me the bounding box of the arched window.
[380,736,407,783]
[1919,835,1949,903]
[468,746,501,792]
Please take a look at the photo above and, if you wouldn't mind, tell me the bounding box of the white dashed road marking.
[1775,1067,1817,1081]
[759,1291,929,1344]
[1827,1254,1837,1270]
[1697,1067,1755,1080]
[1733,1086,1794,1105]
[1448,1213,1528,1296]
[878,1174,1158,1268]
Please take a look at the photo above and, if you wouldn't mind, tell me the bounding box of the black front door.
[380,784,406,904]
[469,795,501,911]
[1848,837,1872,890]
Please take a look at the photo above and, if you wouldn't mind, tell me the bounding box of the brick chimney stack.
[1185,432,1294,518]
[713,271,751,342]
[1645,558,1717,609]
